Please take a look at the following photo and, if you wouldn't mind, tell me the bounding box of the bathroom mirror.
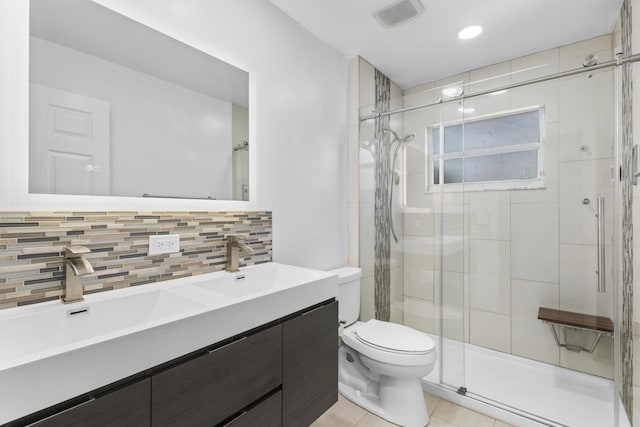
[28,0,250,201]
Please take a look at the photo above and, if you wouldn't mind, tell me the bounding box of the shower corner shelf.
[537,307,614,353]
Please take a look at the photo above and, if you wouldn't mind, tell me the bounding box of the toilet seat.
[342,321,436,367]
[354,319,434,355]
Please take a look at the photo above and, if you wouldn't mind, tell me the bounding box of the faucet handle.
[227,235,250,244]
[65,246,91,256]
[66,257,95,275]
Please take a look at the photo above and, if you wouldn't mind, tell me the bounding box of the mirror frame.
[1,0,256,211]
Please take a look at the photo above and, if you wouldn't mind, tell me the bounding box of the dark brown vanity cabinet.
[13,299,337,427]
[283,301,338,427]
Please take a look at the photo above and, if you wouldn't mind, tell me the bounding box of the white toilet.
[331,267,436,427]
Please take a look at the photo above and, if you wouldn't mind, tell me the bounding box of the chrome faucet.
[63,246,94,304]
[225,236,254,272]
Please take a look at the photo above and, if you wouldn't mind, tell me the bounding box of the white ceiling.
[270,0,624,88]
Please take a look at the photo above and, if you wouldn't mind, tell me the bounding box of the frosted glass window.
[464,151,538,182]
[429,108,543,190]
[432,125,463,154]
[433,159,466,184]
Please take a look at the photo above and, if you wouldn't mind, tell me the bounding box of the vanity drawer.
[223,390,282,427]
[151,324,283,427]
[27,378,150,427]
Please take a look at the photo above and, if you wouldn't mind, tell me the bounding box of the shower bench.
[537,307,614,353]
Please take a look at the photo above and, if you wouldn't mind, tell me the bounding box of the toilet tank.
[328,267,361,327]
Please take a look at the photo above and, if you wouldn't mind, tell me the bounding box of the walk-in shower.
[356,29,635,426]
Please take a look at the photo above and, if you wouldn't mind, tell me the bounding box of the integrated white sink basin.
[0,289,204,366]
[192,262,319,298]
[192,269,275,298]
[0,262,338,424]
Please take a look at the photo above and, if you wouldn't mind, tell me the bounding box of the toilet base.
[338,346,430,427]
[339,379,429,427]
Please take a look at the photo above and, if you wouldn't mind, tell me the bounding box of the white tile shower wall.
[357,58,405,322]
[1,0,348,271]
[469,239,510,315]
[511,203,559,284]
[511,279,560,365]
[390,266,404,324]
[401,35,616,378]
[390,78,405,324]
[404,296,436,333]
[469,309,511,354]
[442,271,467,341]
[468,192,510,241]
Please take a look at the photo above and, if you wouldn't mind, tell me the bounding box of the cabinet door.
[29,379,150,427]
[283,301,338,427]
[152,324,282,427]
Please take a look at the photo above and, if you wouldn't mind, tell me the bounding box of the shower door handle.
[596,196,605,293]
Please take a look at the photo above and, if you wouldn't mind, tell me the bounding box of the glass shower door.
[455,64,618,427]
[433,95,468,392]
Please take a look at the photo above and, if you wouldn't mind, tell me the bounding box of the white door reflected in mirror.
[29,83,110,196]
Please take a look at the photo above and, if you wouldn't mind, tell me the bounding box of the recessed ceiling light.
[458,25,483,40]
[442,86,463,98]
[489,89,507,96]
[458,107,475,114]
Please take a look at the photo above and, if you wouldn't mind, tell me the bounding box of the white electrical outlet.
[149,234,180,255]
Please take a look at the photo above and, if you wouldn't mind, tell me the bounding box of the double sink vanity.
[0,263,339,426]
[5,0,340,424]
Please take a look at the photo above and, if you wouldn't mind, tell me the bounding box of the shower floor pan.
[421,334,624,427]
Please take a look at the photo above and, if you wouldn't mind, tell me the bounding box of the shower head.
[402,133,416,144]
[382,128,415,145]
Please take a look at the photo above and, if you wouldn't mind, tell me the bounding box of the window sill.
[426,178,545,193]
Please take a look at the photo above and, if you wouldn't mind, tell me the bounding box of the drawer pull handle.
[32,397,96,424]
[223,410,247,426]
[208,336,248,354]
[302,305,325,316]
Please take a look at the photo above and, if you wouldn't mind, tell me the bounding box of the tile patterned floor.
[311,392,514,427]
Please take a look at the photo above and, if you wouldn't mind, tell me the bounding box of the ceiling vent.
[374,0,424,28]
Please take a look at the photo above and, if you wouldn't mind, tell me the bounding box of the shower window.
[427,107,545,191]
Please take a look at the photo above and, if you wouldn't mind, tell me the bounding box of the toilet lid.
[354,319,434,354]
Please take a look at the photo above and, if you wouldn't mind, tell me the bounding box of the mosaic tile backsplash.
[0,211,272,309]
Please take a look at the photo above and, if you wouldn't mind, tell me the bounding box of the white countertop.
[0,262,338,423]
